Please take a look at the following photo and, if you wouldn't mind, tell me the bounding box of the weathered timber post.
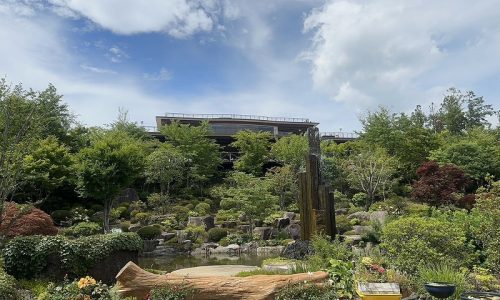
[298,127,336,240]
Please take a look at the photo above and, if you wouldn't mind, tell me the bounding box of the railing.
[320,132,359,139]
[141,125,159,132]
[163,112,311,123]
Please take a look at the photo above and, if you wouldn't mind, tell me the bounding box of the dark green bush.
[50,210,72,225]
[90,204,104,212]
[171,205,189,222]
[307,234,352,271]
[194,202,211,216]
[275,282,337,300]
[63,222,102,237]
[2,233,142,279]
[137,225,162,240]
[207,228,227,242]
[120,221,131,232]
[0,268,18,300]
[335,215,351,234]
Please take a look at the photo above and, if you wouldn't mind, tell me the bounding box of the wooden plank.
[325,187,337,239]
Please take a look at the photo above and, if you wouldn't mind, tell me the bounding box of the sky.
[1,0,499,132]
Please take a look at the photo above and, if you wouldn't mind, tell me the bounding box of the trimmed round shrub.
[64,222,102,237]
[50,209,72,225]
[1,202,58,237]
[134,212,150,225]
[0,269,18,300]
[194,202,211,216]
[381,216,472,274]
[120,221,131,232]
[137,225,162,240]
[111,206,129,219]
[171,205,189,222]
[207,227,227,242]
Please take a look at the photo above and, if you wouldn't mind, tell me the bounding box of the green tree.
[145,143,186,200]
[231,130,272,176]
[265,165,298,210]
[212,172,278,232]
[343,145,397,210]
[20,136,75,202]
[76,130,145,232]
[110,108,151,141]
[161,121,220,194]
[271,134,308,171]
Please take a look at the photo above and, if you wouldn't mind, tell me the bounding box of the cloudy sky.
[1,0,499,131]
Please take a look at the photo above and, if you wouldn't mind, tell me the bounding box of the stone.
[343,235,363,245]
[253,226,273,240]
[222,221,237,229]
[128,224,141,232]
[277,218,290,229]
[256,246,284,255]
[161,232,176,241]
[181,240,193,251]
[335,208,348,215]
[188,217,204,227]
[286,224,301,240]
[202,215,215,230]
[240,241,258,253]
[262,262,296,274]
[142,240,159,252]
[238,224,251,233]
[282,240,313,260]
[353,225,373,235]
[283,212,295,220]
[347,211,371,221]
[227,244,240,250]
[202,242,219,249]
[370,211,388,224]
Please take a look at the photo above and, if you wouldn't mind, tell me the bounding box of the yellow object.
[356,282,402,300]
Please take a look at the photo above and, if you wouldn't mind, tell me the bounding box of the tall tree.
[231,130,272,176]
[265,165,298,210]
[271,134,308,171]
[76,130,145,232]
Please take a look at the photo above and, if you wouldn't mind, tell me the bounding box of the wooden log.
[115,262,329,300]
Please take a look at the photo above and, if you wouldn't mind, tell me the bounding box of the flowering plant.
[40,276,114,300]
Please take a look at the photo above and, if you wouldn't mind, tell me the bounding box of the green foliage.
[39,276,114,300]
[381,216,472,274]
[137,225,162,240]
[2,233,142,279]
[335,215,352,234]
[416,263,468,300]
[184,225,207,245]
[120,221,131,232]
[149,283,196,300]
[265,165,298,210]
[0,267,18,300]
[327,259,354,299]
[307,235,352,271]
[207,227,227,242]
[275,282,337,300]
[133,212,151,225]
[271,134,308,171]
[145,143,186,198]
[63,222,102,237]
[111,206,129,220]
[231,130,272,175]
[170,205,189,222]
[194,202,211,216]
[50,210,72,225]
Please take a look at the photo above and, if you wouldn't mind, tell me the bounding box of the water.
[139,253,277,273]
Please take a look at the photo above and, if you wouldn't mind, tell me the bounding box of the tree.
[145,143,186,201]
[231,130,272,176]
[110,108,151,141]
[161,121,220,194]
[76,130,145,232]
[271,134,308,171]
[211,172,278,232]
[411,161,469,207]
[343,145,397,210]
[19,136,75,202]
[265,165,298,210]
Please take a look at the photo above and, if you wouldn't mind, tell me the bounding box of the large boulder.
[202,215,215,230]
[282,240,313,260]
[283,212,295,220]
[286,224,301,240]
[253,227,273,240]
[161,232,176,242]
[188,217,204,227]
[347,211,371,222]
[353,225,373,235]
[370,211,388,224]
[277,218,290,230]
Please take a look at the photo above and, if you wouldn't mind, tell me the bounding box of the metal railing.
[320,132,359,139]
[141,125,159,132]
[163,112,312,123]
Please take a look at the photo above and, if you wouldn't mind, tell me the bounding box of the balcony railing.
[163,112,312,123]
[320,132,359,139]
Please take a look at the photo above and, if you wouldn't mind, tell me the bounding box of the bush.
[2,233,142,279]
[307,234,352,271]
[134,212,150,225]
[51,210,73,225]
[63,222,102,237]
[111,206,129,220]
[69,207,89,224]
[120,221,131,232]
[207,228,227,242]
[89,204,104,213]
[416,263,468,300]
[0,202,58,237]
[0,268,18,300]
[381,216,472,274]
[275,282,337,300]
[137,225,162,240]
[184,225,207,245]
[335,215,351,234]
[149,283,196,300]
[39,276,115,300]
[170,205,189,222]
[194,202,211,216]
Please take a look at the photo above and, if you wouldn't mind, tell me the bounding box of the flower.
[361,257,373,266]
[78,276,97,289]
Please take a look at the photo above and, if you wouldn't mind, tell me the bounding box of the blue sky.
[1,0,499,131]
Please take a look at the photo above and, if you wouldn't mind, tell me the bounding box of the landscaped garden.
[0,79,499,299]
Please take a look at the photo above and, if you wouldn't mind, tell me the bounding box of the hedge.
[2,233,142,279]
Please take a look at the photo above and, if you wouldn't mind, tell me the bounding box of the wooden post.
[298,172,312,240]
[325,187,336,239]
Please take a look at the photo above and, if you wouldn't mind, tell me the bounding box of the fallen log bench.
[115,261,329,300]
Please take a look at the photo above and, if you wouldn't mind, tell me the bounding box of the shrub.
[137,225,162,240]
[51,210,73,225]
[111,206,129,220]
[381,216,472,274]
[171,205,189,222]
[184,225,207,245]
[335,215,351,234]
[63,222,102,237]
[120,221,131,232]
[149,283,196,300]
[416,263,468,300]
[307,234,352,271]
[2,233,142,279]
[38,276,114,300]
[134,212,150,225]
[352,192,367,207]
[0,202,58,237]
[90,204,104,213]
[207,228,227,242]
[69,207,89,224]
[194,202,211,216]
[0,268,18,300]
[275,282,337,300]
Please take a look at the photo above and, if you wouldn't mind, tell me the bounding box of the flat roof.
[156,112,319,125]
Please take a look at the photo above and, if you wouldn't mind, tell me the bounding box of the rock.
[257,246,284,255]
[238,225,251,233]
[286,224,301,240]
[240,241,258,253]
[370,211,388,224]
[343,235,363,245]
[335,208,348,215]
[253,226,273,240]
[202,242,219,249]
[128,224,141,232]
[282,240,313,260]
[277,218,290,230]
[202,215,215,230]
[143,240,159,252]
[161,232,176,241]
[283,212,295,220]
[353,225,373,235]
[227,244,240,250]
[188,217,204,227]
[221,221,237,229]
[402,293,419,300]
[347,211,371,221]
[263,262,296,274]
[181,240,193,251]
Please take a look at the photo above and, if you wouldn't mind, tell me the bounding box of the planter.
[424,282,456,299]
[461,292,500,300]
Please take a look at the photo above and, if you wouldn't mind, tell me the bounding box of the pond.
[139,253,277,273]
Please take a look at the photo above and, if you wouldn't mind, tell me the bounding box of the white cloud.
[303,0,500,110]
[107,46,128,63]
[80,64,116,74]
[47,0,217,37]
[143,68,172,81]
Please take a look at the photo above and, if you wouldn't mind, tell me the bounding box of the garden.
[0,80,499,299]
